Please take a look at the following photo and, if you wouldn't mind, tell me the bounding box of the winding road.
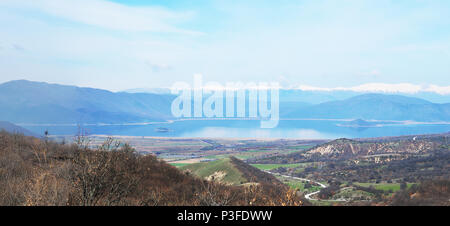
[264,171,327,201]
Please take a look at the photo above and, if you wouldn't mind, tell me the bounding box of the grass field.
[274,176,322,193]
[355,182,415,192]
[333,188,375,200]
[169,163,190,168]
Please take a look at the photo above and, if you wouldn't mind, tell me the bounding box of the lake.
[21,119,450,139]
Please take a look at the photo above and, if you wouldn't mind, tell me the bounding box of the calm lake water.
[22,119,450,139]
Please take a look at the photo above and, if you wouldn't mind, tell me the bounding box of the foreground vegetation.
[0,131,304,206]
[2,130,448,206]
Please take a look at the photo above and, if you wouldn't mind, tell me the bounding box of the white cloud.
[0,0,200,34]
[0,0,449,92]
[425,85,450,95]
[146,61,172,72]
[348,83,422,94]
[297,83,450,95]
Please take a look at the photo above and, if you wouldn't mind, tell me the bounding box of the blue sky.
[0,0,449,93]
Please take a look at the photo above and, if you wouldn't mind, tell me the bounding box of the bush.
[0,131,306,206]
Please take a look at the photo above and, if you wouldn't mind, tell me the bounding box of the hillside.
[252,134,450,164]
[181,157,283,186]
[389,180,450,206]
[249,134,449,191]
[181,158,248,185]
[0,121,38,137]
[0,131,303,206]
[304,137,445,160]
[0,80,175,124]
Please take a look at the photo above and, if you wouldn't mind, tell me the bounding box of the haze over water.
[23,119,450,139]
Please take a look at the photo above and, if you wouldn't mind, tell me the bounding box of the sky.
[0,0,449,93]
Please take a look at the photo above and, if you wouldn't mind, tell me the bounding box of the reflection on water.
[23,119,450,139]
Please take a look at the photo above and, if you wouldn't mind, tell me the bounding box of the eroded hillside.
[253,135,449,164]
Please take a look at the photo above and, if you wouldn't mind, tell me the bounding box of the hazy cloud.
[297,83,450,95]
[12,43,25,51]
[146,61,172,73]
[0,0,200,34]
[0,1,449,91]
[359,70,381,77]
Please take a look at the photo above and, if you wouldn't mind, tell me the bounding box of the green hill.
[181,158,246,185]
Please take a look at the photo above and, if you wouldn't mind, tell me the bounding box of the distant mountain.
[1,80,449,125]
[0,121,38,137]
[284,94,450,122]
[280,89,450,104]
[123,87,172,94]
[0,80,175,124]
[279,90,359,104]
[124,88,450,104]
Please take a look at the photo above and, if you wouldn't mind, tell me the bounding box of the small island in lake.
[155,127,170,133]
[336,119,380,128]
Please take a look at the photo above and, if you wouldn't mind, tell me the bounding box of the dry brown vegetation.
[0,131,305,206]
[388,180,450,206]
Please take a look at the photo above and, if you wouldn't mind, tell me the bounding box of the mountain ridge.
[1,80,449,124]
[0,80,175,124]
[284,93,450,122]
[0,121,38,137]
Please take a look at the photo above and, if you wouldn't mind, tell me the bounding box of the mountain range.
[0,80,175,124]
[283,94,450,121]
[124,87,450,104]
[0,80,449,124]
